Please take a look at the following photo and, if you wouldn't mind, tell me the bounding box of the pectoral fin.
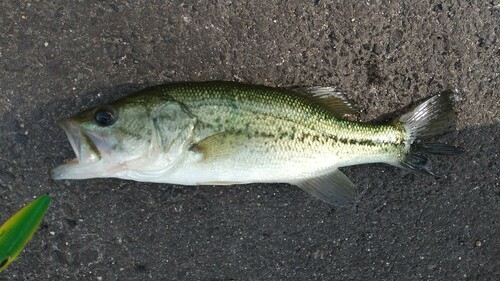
[190,132,249,162]
[295,169,356,205]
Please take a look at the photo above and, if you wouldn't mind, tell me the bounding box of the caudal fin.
[397,90,462,175]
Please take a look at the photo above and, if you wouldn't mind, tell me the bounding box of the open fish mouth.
[51,119,103,179]
[59,119,102,164]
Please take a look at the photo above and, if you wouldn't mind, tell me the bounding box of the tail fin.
[397,90,462,175]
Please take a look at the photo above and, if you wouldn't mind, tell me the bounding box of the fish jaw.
[51,118,181,181]
[51,159,109,180]
[51,118,108,180]
[58,119,101,164]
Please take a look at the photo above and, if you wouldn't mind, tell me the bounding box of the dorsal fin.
[291,87,359,118]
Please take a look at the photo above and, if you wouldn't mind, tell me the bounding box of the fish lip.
[57,119,81,162]
[51,119,104,180]
[56,119,101,165]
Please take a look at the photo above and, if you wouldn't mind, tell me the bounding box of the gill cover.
[51,92,197,181]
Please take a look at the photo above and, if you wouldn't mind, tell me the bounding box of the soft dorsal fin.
[294,169,357,205]
[291,87,359,118]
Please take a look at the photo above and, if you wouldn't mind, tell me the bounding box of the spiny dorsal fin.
[294,169,357,205]
[291,87,359,118]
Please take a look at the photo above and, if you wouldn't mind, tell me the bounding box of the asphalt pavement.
[0,1,498,280]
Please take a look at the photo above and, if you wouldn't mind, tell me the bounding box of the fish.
[51,81,461,205]
[0,195,51,271]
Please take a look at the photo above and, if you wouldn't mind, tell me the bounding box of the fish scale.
[162,82,407,164]
[51,81,460,205]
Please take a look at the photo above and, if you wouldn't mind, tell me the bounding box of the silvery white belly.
[125,149,394,186]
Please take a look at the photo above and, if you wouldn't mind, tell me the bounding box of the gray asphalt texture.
[0,1,498,280]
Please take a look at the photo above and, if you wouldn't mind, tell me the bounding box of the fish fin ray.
[416,142,463,155]
[190,132,248,162]
[291,87,359,118]
[396,90,462,174]
[397,152,434,175]
[398,90,457,141]
[295,169,356,205]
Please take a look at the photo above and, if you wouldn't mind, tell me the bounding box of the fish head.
[51,94,196,181]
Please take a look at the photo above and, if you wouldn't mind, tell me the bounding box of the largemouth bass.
[51,82,460,205]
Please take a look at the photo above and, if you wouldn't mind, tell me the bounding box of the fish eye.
[94,107,117,126]
[0,256,9,269]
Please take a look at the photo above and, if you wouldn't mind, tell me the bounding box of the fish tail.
[396,90,462,175]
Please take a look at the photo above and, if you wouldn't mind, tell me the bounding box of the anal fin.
[295,169,357,205]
